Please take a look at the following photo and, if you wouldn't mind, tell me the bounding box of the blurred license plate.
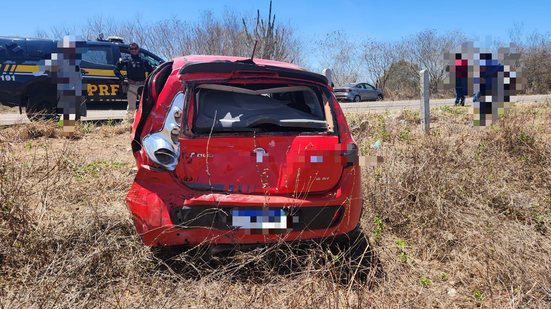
[232,209,287,229]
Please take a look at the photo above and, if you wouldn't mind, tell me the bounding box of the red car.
[126,55,366,257]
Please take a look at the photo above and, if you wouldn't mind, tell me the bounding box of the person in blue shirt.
[476,53,504,126]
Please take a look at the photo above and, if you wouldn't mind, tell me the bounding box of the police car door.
[80,44,122,103]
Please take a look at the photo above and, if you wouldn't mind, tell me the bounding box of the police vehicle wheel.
[26,95,58,121]
[353,95,361,102]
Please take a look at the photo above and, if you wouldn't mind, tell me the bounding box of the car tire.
[330,227,377,284]
[151,245,187,261]
[376,95,384,101]
[353,95,361,102]
[26,95,58,121]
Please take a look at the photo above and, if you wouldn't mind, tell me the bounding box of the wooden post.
[420,69,430,133]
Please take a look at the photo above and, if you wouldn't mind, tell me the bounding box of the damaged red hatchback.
[126,55,365,256]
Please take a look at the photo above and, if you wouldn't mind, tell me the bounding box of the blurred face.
[130,46,139,56]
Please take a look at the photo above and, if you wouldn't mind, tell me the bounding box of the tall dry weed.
[1,104,550,308]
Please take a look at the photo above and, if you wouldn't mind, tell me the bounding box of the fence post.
[322,68,333,88]
[420,69,430,133]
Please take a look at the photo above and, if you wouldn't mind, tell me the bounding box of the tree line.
[35,2,551,99]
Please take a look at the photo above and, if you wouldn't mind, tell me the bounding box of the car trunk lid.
[177,135,343,194]
[175,82,344,195]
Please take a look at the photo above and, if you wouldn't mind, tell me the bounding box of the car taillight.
[142,92,184,171]
[343,143,359,167]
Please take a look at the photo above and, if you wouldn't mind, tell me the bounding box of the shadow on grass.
[148,232,385,288]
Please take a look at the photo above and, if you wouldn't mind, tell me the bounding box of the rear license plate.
[232,209,288,229]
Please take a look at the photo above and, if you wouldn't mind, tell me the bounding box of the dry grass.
[1,103,550,308]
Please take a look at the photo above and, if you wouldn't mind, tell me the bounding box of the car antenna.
[250,40,258,61]
[236,40,258,64]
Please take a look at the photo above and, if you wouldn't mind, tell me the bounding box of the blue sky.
[1,0,549,64]
[2,0,548,40]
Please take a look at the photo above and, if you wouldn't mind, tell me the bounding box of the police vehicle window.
[120,48,160,67]
[120,51,130,60]
[141,52,161,67]
[82,47,112,65]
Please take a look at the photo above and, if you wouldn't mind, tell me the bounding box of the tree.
[317,31,362,85]
[363,40,400,90]
[83,16,120,41]
[147,18,192,60]
[242,0,302,63]
[521,32,551,94]
[382,60,420,99]
[406,29,467,93]
[36,1,303,64]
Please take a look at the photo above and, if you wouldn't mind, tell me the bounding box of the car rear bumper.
[125,165,362,247]
[159,224,365,256]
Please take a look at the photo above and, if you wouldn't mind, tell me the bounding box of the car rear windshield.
[192,84,334,134]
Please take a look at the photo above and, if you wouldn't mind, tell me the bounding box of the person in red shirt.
[454,55,468,106]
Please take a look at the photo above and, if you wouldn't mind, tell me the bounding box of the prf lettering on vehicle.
[87,84,120,96]
[0,36,164,119]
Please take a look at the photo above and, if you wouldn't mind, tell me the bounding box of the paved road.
[0,109,128,126]
[339,94,551,112]
[1,94,550,126]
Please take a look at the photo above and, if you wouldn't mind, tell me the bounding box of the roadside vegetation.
[1,103,550,307]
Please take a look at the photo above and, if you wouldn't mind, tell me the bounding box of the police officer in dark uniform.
[113,42,153,116]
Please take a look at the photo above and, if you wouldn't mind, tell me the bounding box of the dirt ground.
[1,103,550,308]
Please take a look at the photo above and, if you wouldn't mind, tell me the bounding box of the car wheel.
[376,95,384,101]
[151,245,187,261]
[26,95,58,121]
[330,227,378,284]
[353,95,361,102]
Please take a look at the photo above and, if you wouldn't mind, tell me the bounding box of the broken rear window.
[192,84,332,134]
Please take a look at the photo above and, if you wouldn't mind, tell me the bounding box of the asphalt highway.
[1,94,549,126]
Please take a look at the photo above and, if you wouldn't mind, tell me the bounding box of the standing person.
[114,42,153,118]
[454,54,468,106]
[477,53,504,126]
[43,35,87,135]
